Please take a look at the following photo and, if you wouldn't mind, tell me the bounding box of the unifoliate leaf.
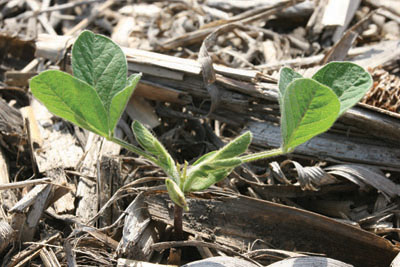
[109,74,141,133]
[281,78,340,152]
[30,70,109,137]
[278,67,303,103]
[312,62,372,115]
[213,131,252,160]
[132,121,177,179]
[165,179,189,211]
[72,30,127,113]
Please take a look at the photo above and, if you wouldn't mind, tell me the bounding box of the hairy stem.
[239,147,284,163]
[174,204,183,241]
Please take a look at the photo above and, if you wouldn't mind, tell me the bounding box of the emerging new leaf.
[165,179,189,211]
[281,78,340,152]
[183,132,251,192]
[213,131,252,160]
[186,168,232,192]
[312,62,373,115]
[132,121,177,181]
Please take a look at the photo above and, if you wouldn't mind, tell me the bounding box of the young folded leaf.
[312,62,373,115]
[165,179,189,211]
[132,121,178,181]
[186,169,232,192]
[281,78,340,152]
[212,131,252,160]
[192,151,217,166]
[183,132,251,192]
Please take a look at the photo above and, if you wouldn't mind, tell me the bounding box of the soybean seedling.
[30,30,372,239]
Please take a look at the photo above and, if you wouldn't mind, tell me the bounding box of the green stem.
[239,147,285,163]
[109,137,157,162]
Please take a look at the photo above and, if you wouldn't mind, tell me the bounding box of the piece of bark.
[134,81,192,105]
[64,239,77,267]
[4,71,36,87]
[76,133,121,223]
[0,98,25,154]
[20,105,43,148]
[146,194,398,267]
[49,168,75,214]
[39,247,62,267]
[323,11,371,64]
[117,259,173,267]
[246,120,400,171]
[0,220,14,254]
[9,174,70,242]
[31,99,84,173]
[75,133,102,222]
[10,184,52,242]
[35,34,74,62]
[391,252,400,267]
[351,40,400,69]
[305,0,329,38]
[321,0,361,42]
[161,1,296,50]
[182,256,259,267]
[125,96,160,129]
[7,233,60,267]
[325,164,400,199]
[0,178,51,191]
[98,155,121,227]
[266,256,353,267]
[112,16,135,47]
[364,0,400,17]
[64,0,115,36]
[117,193,157,261]
[0,146,18,210]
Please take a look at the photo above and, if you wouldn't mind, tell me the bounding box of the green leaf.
[192,151,217,166]
[281,78,340,152]
[183,132,251,192]
[165,179,189,211]
[278,67,303,103]
[187,169,232,192]
[206,158,242,169]
[132,121,177,180]
[30,70,109,137]
[109,74,141,133]
[312,62,372,115]
[72,30,127,113]
[213,131,252,160]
